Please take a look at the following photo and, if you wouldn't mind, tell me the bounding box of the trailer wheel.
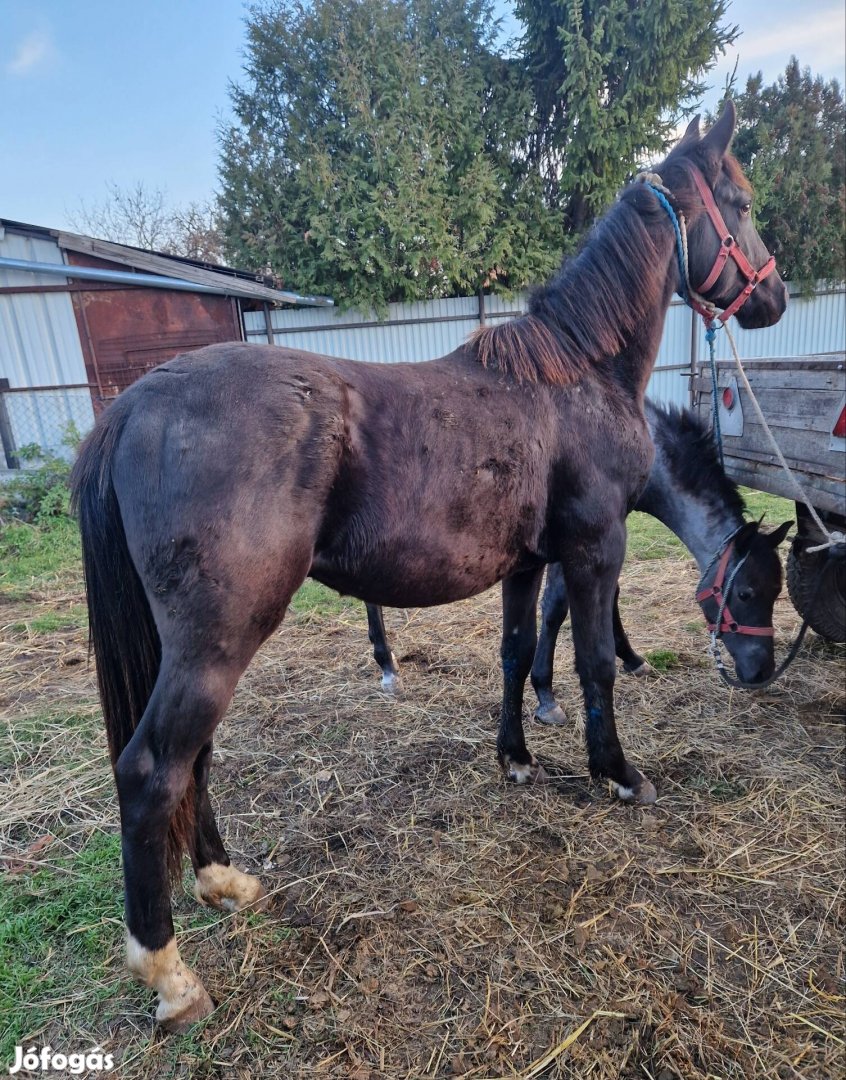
[787,542,846,643]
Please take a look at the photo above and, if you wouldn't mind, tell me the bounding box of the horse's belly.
[309,529,539,608]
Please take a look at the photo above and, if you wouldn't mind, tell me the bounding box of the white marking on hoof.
[628,661,654,678]
[503,756,549,784]
[611,774,657,804]
[194,862,268,913]
[534,703,568,726]
[380,670,401,695]
[127,934,214,1032]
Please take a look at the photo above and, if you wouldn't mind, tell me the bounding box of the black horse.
[363,400,792,721]
[71,104,786,1029]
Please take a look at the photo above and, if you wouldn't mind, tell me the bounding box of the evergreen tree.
[728,58,845,288]
[515,0,738,234]
[219,0,557,309]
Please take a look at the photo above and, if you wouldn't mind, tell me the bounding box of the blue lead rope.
[705,321,725,467]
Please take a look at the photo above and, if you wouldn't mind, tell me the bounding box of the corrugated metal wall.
[245,287,845,410]
[0,231,95,459]
[0,232,91,388]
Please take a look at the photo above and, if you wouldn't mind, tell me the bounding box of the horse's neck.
[636,441,744,573]
[529,197,679,381]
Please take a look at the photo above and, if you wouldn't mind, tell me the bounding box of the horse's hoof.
[534,703,568,726]
[157,985,215,1033]
[503,755,549,785]
[380,671,402,696]
[194,863,268,912]
[127,935,215,1033]
[611,773,657,804]
[626,661,653,678]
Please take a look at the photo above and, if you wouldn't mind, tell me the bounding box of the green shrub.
[0,424,80,525]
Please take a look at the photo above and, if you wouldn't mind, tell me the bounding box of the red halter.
[696,540,774,637]
[687,167,777,323]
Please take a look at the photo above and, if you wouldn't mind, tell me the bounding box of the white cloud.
[6,31,56,77]
[726,4,846,82]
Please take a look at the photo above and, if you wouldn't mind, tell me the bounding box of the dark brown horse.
[71,104,786,1030]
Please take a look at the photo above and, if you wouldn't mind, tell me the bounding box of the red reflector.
[722,386,734,410]
[834,406,846,439]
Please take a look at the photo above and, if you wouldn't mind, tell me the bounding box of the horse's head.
[696,519,792,684]
[660,101,788,330]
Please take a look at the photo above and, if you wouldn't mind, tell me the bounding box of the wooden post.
[689,307,700,407]
[0,378,19,469]
[478,289,486,326]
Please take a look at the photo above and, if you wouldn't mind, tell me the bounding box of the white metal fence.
[244,286,846,410]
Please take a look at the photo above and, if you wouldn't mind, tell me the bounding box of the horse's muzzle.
[735,278,788,330]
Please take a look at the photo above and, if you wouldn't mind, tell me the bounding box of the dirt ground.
[1,541,844,1079]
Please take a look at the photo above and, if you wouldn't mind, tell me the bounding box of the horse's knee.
[576,654,616,687]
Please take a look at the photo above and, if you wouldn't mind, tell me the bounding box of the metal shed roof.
[0,219,333,307]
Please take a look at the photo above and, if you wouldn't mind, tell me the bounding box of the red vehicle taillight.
[833,406,846,439]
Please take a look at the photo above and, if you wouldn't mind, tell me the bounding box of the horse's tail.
[71,410,193,881]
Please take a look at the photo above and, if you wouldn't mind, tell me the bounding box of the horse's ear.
[766,520,793,548]
[700,100,737,173]
[733,519,760,555]
[679,114,701,146]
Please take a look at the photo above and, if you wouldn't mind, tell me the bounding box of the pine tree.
[728,58,845,288]
[516,0,738,234]
[218,0,557,310]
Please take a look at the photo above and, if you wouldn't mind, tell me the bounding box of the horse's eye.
[740,203,752,217]
[737,588,754,602]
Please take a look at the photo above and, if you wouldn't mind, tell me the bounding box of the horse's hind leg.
[366,604,401,694]
[189,741,268,913]
[497,567,545,783]
[612,588,650,676]
[119,657,241,1031]
[531,563,570,726]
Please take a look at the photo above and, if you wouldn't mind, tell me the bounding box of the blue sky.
[1,1,844,233]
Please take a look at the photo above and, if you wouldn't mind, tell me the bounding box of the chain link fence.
[0,382,96,470]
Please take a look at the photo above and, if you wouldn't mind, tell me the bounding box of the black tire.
[786,542,846,643]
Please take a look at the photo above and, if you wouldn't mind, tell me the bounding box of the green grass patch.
[290,578,361,618]
[686,773,748,802]
[9,606,87,636]
[0,710,99,769]
[645,648,681,672]
[739,488,795,528]
[626,512,684,561]
[0,517,81,598]
[0,831,125,1062]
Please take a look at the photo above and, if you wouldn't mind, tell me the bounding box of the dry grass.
[1,544,844,1079]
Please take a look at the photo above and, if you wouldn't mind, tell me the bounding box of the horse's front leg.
[531,563,570,726]
[366,604,401,693]
[560,528,656,804]
[497,566,546,783]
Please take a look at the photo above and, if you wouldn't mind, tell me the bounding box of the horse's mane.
[470,186,674,386]
[649,401,747,519]
[469,143,752,388]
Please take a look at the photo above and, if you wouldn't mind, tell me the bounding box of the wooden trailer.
[694,353,846,642]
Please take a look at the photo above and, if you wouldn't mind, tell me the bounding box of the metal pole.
[0,378,20,469]
[689,307,700,407]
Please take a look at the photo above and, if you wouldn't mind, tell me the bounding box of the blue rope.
[643,184,690,304]
[643,181,725,467]
[706,321,725,467]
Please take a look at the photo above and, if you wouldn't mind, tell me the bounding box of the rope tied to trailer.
[718,319,844,554]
